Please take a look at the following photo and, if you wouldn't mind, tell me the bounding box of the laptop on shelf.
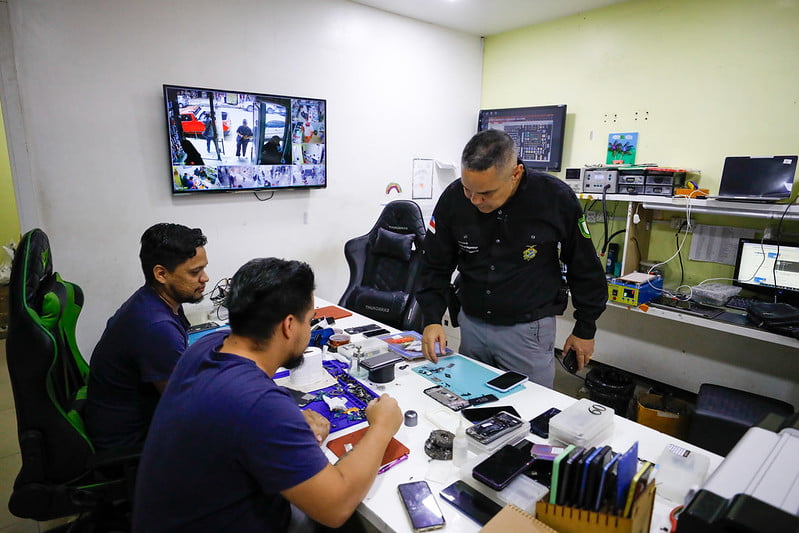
[712,155,797,203]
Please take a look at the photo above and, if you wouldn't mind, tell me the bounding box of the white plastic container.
[548,398,615,448]
[656,443,710,504]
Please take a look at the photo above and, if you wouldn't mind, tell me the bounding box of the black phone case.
[529,407,561,438]
[556,446,585,505]
[472,445,535,490]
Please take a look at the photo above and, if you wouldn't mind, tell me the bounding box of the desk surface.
[308,298,723,533]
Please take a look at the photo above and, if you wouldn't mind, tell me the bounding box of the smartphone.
[462,405,520,423]
[485,371,528,392]
[363,327,390,337]
[472,442,537,490]
[562,348,578,373]
[439,480,503,526]
[556,446,586,505]
[549,444,575,504]
[568,446,595,507]
[398,481,446,532]
[529,407,561,438]
[592,452,620,511]
[360,351,403,370]
[581,445,612,509]
[623,461,654,518]
[424,386,470,411]
[465,411,524,445]
[344,323,380,335]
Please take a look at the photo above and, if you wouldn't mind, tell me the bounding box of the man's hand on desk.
[303,409,330,444]
[365,394,403,435]
[562,335,595,371]
[421,324,448,363]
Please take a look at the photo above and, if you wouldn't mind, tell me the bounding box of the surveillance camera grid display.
[164,84,326,193]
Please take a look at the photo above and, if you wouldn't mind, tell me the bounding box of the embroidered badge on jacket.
[522,244,538,261]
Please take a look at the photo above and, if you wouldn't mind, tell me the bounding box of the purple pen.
[378,454,409,474]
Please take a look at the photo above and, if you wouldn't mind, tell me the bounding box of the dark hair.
[461,129,518,172]
[226,258,315,342]
[139,223,207,285]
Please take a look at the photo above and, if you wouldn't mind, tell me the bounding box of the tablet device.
[549,444,575,504]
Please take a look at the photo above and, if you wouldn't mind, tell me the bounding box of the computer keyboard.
[725,296,759,311]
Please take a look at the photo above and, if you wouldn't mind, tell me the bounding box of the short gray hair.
[461,130,517,172]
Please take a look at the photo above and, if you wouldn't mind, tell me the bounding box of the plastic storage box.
[549,398,615,448]
[691,283,741,307]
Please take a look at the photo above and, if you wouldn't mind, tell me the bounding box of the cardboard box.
[635,393,691,439]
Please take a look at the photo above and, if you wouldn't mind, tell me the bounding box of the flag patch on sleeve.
[428,215,436,234]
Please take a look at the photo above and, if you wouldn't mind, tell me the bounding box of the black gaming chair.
[6,229,135,530]
[339,200,426,332]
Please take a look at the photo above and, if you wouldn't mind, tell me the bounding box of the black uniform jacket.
[417,165,608,339]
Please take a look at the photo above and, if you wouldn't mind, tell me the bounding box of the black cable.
[601,229,627,254]
[676,221,687,287]
[254,190,275,201]
[583,199,598,216]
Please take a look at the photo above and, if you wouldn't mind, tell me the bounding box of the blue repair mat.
[277,361,378,434]
[412,354,523,399]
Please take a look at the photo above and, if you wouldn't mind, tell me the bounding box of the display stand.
[534,482,655,533]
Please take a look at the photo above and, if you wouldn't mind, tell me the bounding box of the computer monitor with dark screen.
[733,238,799,301]
[477,105,567,172]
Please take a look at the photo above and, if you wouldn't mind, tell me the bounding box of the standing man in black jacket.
[417,129,607,388]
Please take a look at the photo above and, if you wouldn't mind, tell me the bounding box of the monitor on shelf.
[477,104,567,172]
[163,84,326,194]
[733,238,799,302]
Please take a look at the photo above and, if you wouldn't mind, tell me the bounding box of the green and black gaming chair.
[6,229,134,530]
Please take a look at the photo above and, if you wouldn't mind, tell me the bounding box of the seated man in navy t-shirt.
[86,223,209,450]
[134,258,403,532]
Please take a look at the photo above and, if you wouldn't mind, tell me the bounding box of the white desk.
[313,299,723,533]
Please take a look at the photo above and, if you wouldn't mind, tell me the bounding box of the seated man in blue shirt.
[86,223,209,450]
[133,258,403,532]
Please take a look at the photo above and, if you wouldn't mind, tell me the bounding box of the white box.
[549,398,615,448]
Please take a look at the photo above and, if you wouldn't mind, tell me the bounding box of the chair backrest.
[6,229,93,489]
[339,200,426,331]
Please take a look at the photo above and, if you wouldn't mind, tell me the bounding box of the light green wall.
[483,0,799,286]
[0,99,21,249]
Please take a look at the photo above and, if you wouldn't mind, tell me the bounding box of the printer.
[678,414,799,532]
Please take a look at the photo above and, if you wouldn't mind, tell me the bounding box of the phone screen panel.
[485,371,528,392]
[439,480,502,526]
[472,444,535,490]
[398,481,445,532]
[462,405,520,423]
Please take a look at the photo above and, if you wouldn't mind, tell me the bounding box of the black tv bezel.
[732,237,799,301]
[163,83,327,195]
[477,104,567,172]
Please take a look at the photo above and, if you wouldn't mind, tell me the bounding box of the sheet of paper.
[412,158,434,199]
[688,224,757,265]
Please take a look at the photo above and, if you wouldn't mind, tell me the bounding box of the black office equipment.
[716,155,797,202]
[477,105,567,171]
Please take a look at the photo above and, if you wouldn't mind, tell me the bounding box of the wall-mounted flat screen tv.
[477,104,567,172]
[163,84,326,194]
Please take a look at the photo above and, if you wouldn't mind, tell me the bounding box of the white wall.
[3,0,482,353]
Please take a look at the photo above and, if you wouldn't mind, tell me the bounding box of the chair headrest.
[11,229,54,310]
[370,200,426,243]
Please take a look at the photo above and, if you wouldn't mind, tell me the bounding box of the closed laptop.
[717,155,797,202]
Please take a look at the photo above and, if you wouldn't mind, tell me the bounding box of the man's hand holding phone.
[421,324,448,363]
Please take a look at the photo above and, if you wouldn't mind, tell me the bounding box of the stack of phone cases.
[537,441,657,533]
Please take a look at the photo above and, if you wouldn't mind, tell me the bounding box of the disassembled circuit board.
[298,361,379,433]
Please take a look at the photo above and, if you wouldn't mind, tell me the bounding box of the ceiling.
[349,0,631,36]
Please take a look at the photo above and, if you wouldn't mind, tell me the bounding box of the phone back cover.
[615,441,638,510]
[327,427,409,470]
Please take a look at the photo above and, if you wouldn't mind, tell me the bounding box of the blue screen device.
[615,442,639,511]
[593,452,620,511]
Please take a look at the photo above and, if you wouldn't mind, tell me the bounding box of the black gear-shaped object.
[424,429,454,460]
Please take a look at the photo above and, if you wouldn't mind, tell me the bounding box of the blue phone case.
[593,452,620,511]
[615,442,639,511]
[576,446,603,508]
